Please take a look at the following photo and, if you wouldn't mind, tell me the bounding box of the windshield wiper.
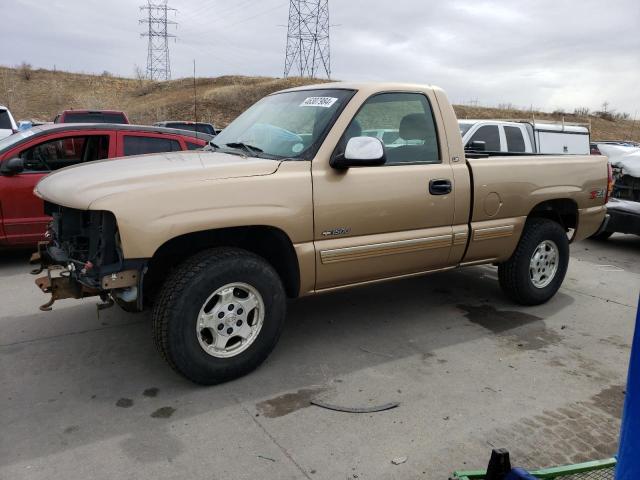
[204,141,220,151]
[224,142,263,157]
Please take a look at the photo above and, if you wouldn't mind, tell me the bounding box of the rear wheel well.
[143,226,300,305]
[528,199,577,231]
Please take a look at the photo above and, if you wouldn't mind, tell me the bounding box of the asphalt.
[1,234,638,479]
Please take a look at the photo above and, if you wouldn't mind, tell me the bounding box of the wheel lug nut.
[217,324,224,331]
[218,312,225,319]
[237,308,243,315]
[226,327,233,335]
[236,320,242,327]
[228,304,234,311]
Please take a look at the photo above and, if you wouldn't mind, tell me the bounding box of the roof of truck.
[458,119,589,134]
[58,109,126,114]
[458,119,524,126]
[277,81,440,94]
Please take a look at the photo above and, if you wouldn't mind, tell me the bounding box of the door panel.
[312,91,457,289]
[0,172,48,245]
[313,162,455,289]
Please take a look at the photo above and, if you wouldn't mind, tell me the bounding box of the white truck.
[459,120,590,155]
[0,105,18,140]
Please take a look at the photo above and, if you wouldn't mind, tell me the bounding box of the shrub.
[594,111,615,121]
[19,62,32,80]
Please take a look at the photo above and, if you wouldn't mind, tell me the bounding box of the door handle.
[429,179,452,195]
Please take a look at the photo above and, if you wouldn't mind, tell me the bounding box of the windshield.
[459,122,474,137]
[0,109,13,129]
[61,112,127,124]
[212,88,354,160]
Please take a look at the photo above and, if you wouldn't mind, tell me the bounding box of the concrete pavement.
[1,234,638,479]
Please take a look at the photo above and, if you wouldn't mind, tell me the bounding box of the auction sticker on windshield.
[300,97,338,108]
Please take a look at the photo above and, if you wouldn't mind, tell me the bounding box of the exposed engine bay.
[32,203,145,311]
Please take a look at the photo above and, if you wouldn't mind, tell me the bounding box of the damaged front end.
[32,203,146,312]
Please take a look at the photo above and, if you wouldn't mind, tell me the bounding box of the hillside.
[1,66,637,141]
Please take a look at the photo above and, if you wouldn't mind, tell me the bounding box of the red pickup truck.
[0,123,212,247]
[53,110,130,124]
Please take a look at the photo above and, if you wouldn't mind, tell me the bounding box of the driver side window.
[19,135,109,172]
[340,92,441,165]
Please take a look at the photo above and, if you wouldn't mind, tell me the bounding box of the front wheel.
[498,218,569,305]
[152,247,286,385]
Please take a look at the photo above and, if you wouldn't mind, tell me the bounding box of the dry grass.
[0,66,637,141]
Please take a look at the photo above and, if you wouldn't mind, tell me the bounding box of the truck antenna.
[193,59,198,140]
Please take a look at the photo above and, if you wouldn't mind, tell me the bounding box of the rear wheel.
[498,218,569,305]
[152,247,286,385]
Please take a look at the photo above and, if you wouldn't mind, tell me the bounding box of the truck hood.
[35,151,281,210]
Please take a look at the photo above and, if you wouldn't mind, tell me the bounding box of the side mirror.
[1,157,25,175]
[465,140,486,152]
[331,136,385,169]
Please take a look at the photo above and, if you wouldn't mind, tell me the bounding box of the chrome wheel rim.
[529,240,559,289]
[196,282,265,358]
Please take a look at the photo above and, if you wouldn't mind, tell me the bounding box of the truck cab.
[0,105,18,140]
[459,120,534,153]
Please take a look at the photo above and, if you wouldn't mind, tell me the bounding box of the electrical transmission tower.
[139,0,177,81]
[284,0,330,79]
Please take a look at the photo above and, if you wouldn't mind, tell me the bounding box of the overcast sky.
[2,0,639,113]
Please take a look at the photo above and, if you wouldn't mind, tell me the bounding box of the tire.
[152,247,286,385]
[589,231,613,241]
[498,218,569,306]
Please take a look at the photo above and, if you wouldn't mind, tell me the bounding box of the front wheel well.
[527,199,578,231]
[143,226,300,305]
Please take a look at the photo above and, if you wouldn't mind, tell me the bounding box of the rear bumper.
[604,207,640,236]
[593,213,611,236]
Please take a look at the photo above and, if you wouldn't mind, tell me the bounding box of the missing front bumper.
[34,271,100,311]
[32,246,142,312]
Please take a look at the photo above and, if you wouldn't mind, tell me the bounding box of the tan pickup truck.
[33,83,609,384]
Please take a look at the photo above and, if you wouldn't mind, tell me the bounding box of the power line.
[139,0,178,81]
[179,0,286,32]
[284,0,330,79]
[225,2,288,28]
[177,0,218,22]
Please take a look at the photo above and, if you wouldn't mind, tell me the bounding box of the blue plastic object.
[616,295,640,479]
[504,468,538,480]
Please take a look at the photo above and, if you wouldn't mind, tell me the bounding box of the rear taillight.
[605,162,614,203]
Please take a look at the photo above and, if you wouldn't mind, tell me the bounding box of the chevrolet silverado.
[31,83,609,384]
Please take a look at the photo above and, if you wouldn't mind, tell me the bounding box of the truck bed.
[461,154,608,264]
